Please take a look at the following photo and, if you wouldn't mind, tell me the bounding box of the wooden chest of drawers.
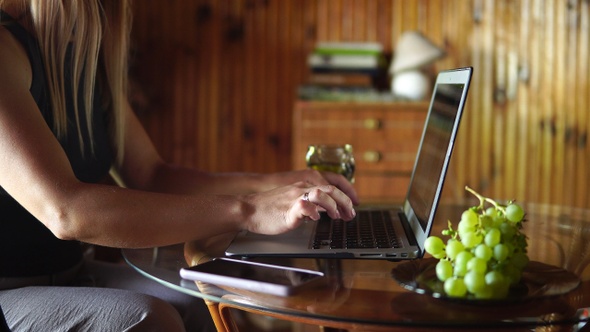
[292,101,429,203]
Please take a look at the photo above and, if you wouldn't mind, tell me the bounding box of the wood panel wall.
[458,0,590,208]
[130,0,590,208]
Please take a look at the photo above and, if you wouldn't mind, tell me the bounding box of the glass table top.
[123,203,590,329]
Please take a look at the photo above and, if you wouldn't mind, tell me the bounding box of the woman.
[0,0,358,330]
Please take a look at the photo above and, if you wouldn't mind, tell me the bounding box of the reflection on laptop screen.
[407,83,466,231]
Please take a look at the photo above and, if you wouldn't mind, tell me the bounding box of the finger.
[296,195,321,221]
[307,186,356,221]
[316,171,360,206]
[318,185,356,220]
[305,188,340,220]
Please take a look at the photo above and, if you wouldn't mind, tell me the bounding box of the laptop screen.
[407,83,466,231]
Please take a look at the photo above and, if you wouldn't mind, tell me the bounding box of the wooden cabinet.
[292,101,429,203]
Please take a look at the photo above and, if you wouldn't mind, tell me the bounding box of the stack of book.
[308,41,385,74]
[299,42,391,101]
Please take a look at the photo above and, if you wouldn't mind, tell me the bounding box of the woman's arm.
[0,27,356,249]
[113,103,359,204]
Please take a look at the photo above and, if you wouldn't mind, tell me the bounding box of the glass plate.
[391,258,580,304]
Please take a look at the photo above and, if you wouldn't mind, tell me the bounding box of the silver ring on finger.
[302,192,310,202]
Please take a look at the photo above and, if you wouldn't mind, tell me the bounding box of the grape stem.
[465,186,507,214]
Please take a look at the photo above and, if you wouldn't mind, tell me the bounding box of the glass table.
[123,204,590,331]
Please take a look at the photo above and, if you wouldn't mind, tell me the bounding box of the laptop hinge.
[398,212,418,247]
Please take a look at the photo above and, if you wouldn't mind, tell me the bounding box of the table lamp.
[389,31,445,100]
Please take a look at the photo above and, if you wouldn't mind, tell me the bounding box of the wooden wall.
[130,0,590,208]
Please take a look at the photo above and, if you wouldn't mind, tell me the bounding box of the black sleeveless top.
[0,12,114,277]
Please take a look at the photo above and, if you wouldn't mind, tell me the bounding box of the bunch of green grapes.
[424,186,528,299]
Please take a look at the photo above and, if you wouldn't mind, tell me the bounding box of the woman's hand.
[241,181,356,235]
[260,169,360,206]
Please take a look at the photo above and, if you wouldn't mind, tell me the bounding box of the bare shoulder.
[0,25,32,89]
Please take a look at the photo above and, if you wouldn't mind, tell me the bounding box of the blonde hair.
[1,0,131,162]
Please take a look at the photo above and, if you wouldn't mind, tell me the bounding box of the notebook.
[226,67,473,260]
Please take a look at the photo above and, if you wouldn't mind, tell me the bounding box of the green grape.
[446,239,464,260]
[506,204,525,222]
[488,277,510,299]
[493,243,509,262]
[499,222,516,240]
[453,263,467,277]
[444,277,467,298]
[484,228,501,247]
[460,231,483,248]
[467,257,487,274]
[461,209,479,227]
[479,215,493,229]
[473,284,494,299]
[455,251,474,267]
[436,259,453,281]
[464,270,486,293]
[424,236,445,256]
[484,270,505,286]
[485,207,497,216]
[474,244,493,261]
[492,215,506,228]
[429,187,530,300]
[457,220,476,237]
[454,251,473,277]
[432,250,447,259]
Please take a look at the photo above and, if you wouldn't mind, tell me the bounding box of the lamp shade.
[389,31,445,74]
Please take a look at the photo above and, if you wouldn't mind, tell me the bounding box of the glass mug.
[305,144,355,183]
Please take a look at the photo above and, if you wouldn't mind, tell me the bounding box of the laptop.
[226,67,473,260]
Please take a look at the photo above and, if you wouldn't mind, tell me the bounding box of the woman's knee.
[104,289,186,332]
[0,286,186,332]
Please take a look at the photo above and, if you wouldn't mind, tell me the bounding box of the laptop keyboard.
[311,210,400,249]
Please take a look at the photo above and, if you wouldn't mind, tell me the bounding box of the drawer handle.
[363,150,381,163]
[363,118,381,130]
